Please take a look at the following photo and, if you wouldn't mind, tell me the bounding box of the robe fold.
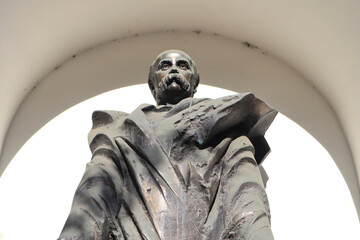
[59,93,276,240]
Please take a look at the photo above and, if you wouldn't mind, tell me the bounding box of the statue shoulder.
[91,110,128,129]
[88,110,129,144]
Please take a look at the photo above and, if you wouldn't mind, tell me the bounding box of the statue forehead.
[155,50,192,64]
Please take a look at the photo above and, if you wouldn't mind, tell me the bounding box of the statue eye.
[160,63,170,70]
[179,63,189,70]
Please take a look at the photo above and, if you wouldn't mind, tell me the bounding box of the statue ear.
[148,78,156,97]
[193,74,200,93]
[148,64,156,97]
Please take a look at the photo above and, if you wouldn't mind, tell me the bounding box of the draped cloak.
[59,93,277,240]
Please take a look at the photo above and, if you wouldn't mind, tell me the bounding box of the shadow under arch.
[1,31,359,219]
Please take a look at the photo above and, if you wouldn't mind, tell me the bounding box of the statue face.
[149,50,199,105]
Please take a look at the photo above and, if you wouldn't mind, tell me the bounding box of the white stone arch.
[1,31,359,217]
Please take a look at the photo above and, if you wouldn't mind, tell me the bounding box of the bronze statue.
[59,50,277,240]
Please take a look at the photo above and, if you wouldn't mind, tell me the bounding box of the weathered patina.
[59,50,276,240]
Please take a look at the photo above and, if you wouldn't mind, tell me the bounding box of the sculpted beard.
[158,73,190,92]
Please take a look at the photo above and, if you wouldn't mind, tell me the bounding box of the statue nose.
[169,67,178,73]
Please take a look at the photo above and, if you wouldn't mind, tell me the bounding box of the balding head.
[148,50,200,105]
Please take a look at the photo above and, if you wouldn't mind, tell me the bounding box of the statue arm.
[59,155,124,239]
[59,111,126,239]
[222,136,274,240]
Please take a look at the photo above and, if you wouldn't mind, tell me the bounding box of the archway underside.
[1,31,359,219]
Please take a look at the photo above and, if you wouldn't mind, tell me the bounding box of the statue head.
[148,50,200,105]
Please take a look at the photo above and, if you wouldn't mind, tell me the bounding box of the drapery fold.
[59,93,276,240]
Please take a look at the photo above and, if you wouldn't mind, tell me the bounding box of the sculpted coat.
[59,93,276,240]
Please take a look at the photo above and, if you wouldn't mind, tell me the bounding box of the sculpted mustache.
[158,74,190,92]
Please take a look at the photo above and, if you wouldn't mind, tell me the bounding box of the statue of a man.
[59,50,276,240]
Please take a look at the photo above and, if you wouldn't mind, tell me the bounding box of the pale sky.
[0,84,359,240]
